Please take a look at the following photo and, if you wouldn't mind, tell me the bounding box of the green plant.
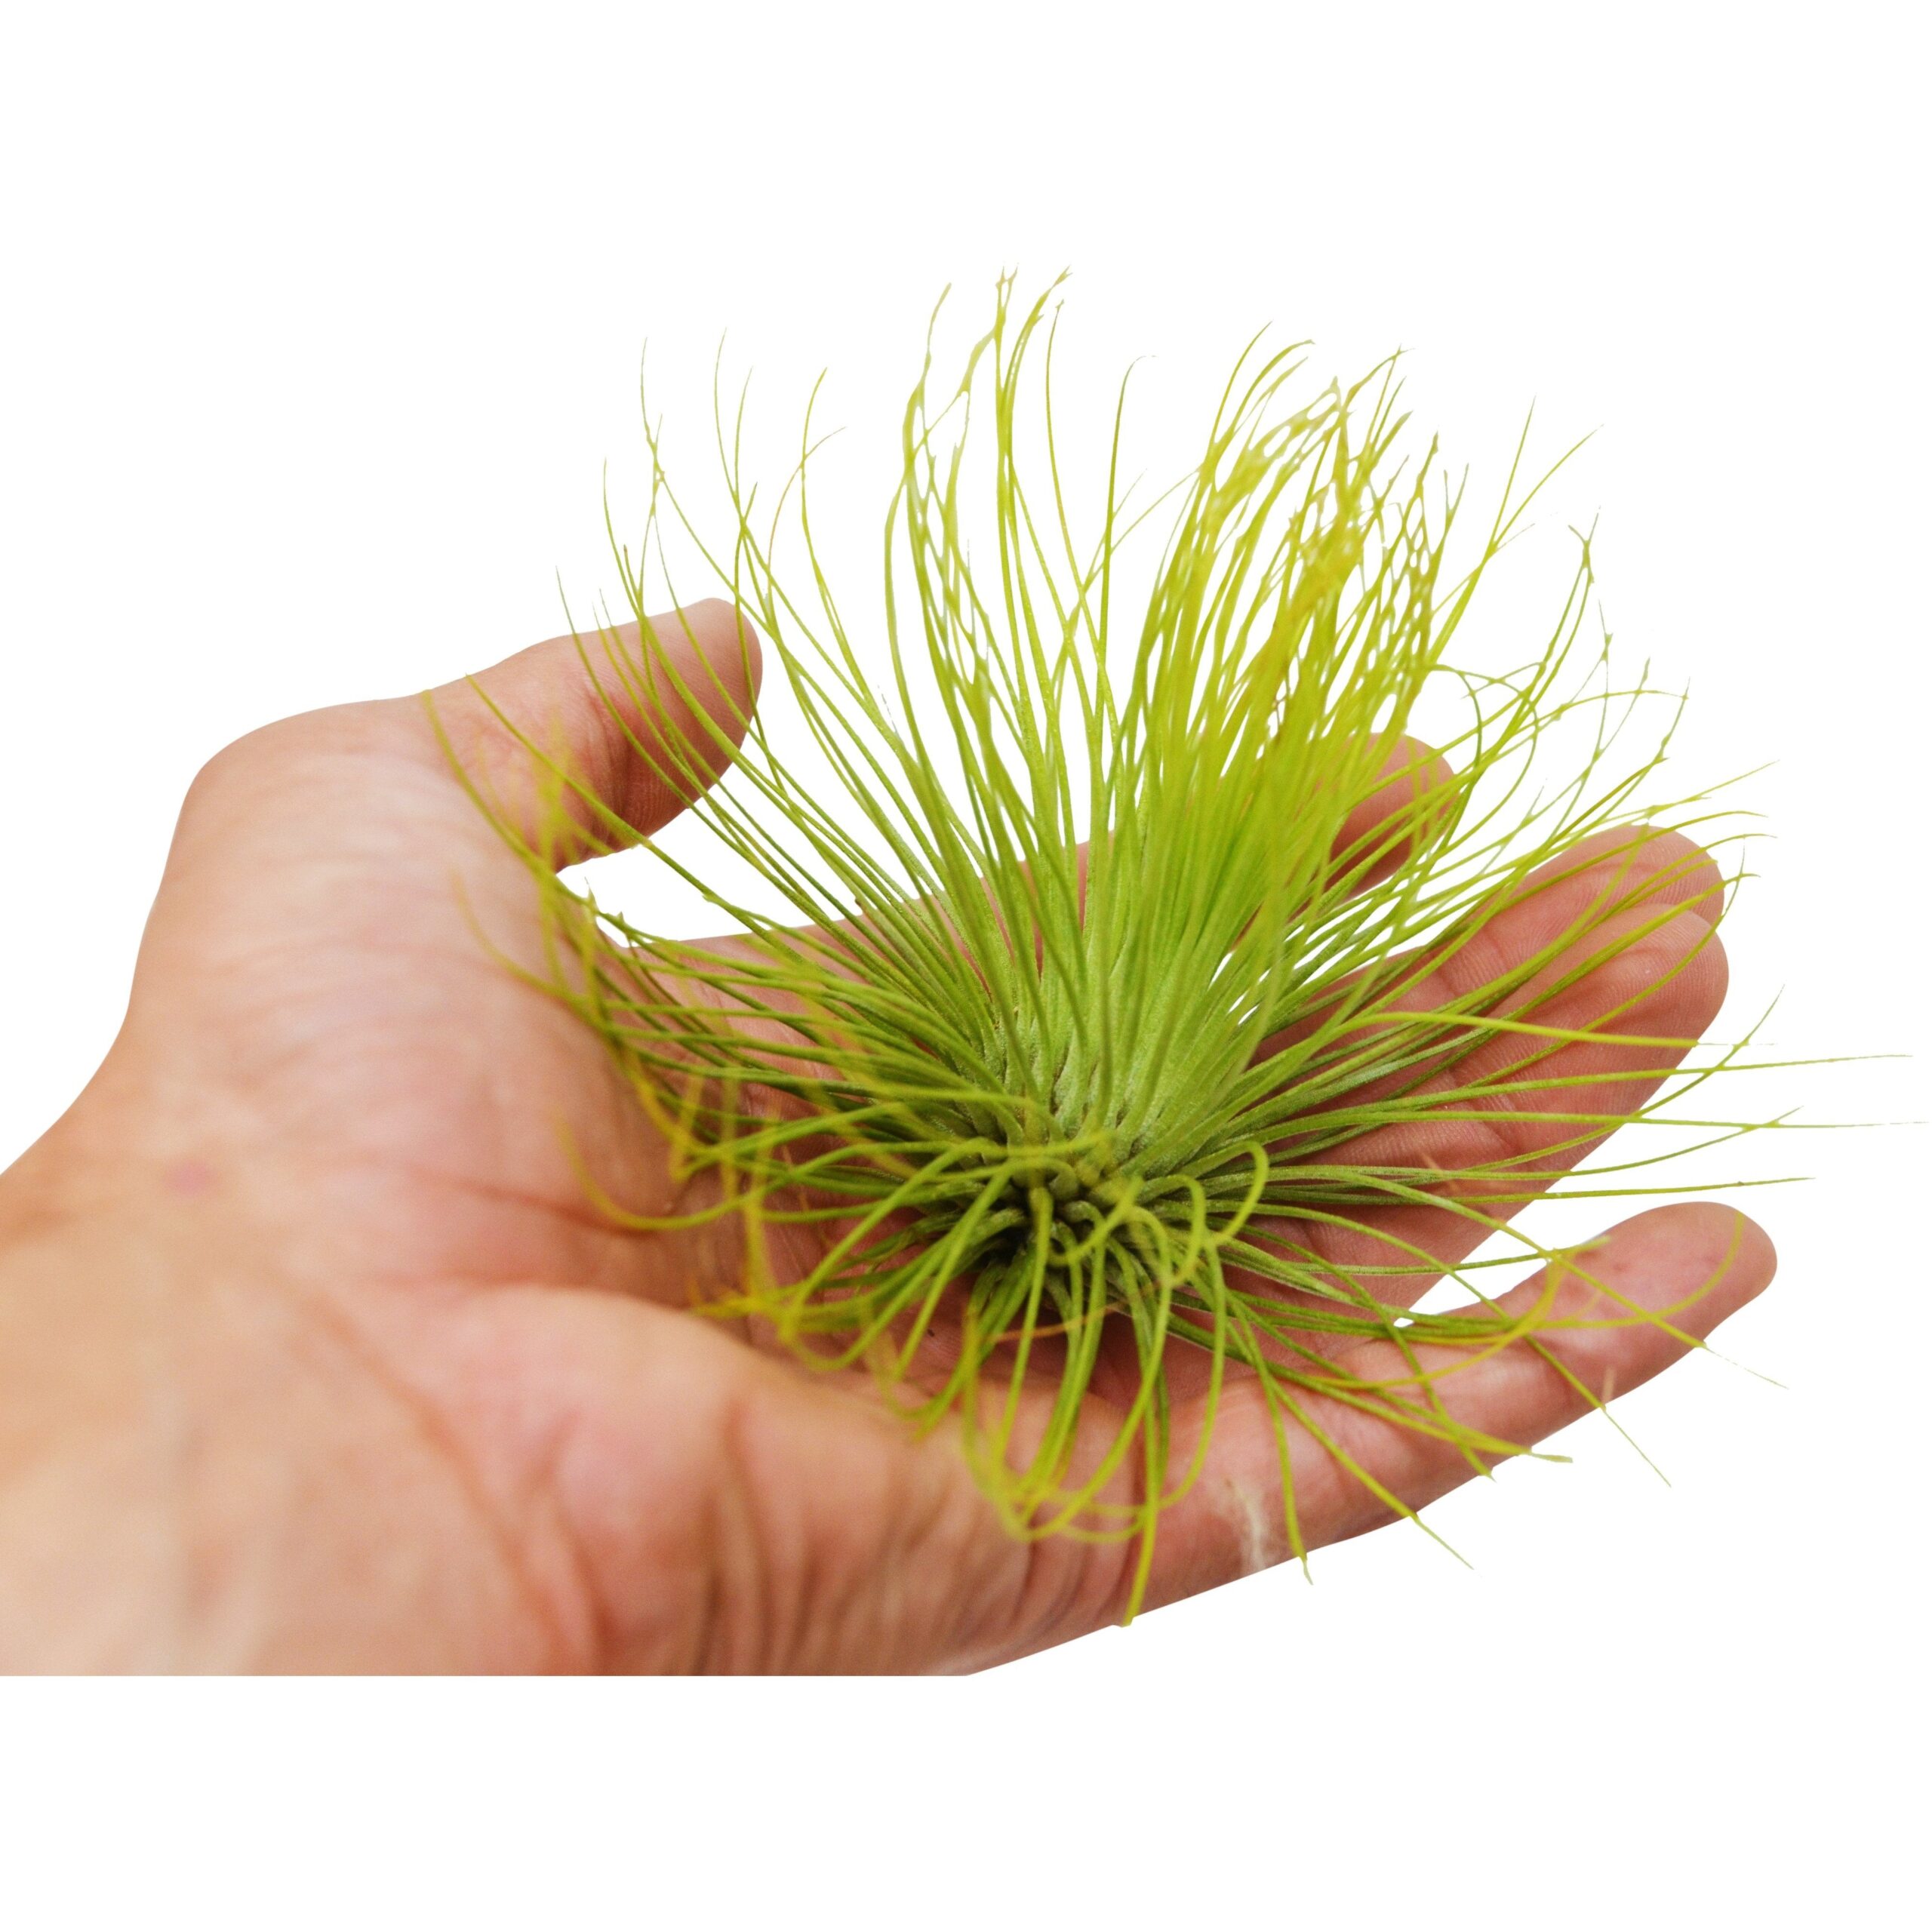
[464,279,1773,1619]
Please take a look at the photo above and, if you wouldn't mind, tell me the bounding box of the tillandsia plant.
[458,279,1775,1619]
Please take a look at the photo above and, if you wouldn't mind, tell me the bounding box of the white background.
[1,2,1924,1926]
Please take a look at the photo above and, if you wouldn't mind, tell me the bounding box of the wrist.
[0,1205,195,1668]
[0,1109,297,1671]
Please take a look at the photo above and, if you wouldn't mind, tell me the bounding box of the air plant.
[463,278,1772,1620]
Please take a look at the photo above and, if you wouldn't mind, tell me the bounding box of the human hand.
[0,602,1773,1671]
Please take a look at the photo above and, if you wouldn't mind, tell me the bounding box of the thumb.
[429,598,763,863]
[128,598,760,1017]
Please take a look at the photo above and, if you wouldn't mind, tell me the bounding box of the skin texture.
[0,600,1774,1672]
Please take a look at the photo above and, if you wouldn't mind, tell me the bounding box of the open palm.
[37,599,1769,1671]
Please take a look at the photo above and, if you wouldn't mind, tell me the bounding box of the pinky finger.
[1137,1202,1776,1611]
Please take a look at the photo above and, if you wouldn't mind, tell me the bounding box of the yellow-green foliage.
[469,281,1771,1617]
